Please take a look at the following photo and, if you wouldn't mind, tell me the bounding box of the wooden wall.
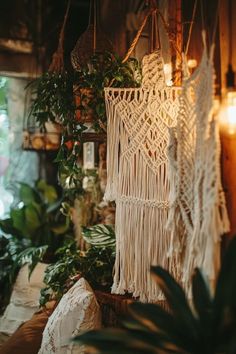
[219,0,236,239]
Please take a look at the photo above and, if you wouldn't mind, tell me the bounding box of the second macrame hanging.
[104,47,181,302]
[167,36,230,293]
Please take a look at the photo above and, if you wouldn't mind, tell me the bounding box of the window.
[0,77,13,217]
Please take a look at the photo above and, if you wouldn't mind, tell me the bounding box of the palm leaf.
[151,267,199,346]
[128,302,196,352]
[214,237,236,314]
[74,238,236,354]
[213,237,236,350]
[74,329,160,354]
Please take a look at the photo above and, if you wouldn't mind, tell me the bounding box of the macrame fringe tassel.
[111,124,173,302]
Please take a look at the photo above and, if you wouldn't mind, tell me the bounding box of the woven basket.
[71,25,112,70]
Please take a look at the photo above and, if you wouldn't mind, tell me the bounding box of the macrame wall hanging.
[104,8,181,302]
[105,1,229,302]
[167,34,230,293]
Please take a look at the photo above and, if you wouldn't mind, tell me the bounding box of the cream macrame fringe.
[104,51,180,302]
[167,39,230,294]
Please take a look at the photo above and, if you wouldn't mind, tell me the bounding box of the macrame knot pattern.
[104,50,181,302]
[167,45,230,294]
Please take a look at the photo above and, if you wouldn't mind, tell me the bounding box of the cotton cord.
[104,50,181,302]
[167,38,230,293]
[49,0,71,72]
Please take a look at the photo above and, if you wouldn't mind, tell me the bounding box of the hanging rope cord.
[49,0,71,72]
[211,0,221,47]
[121,3,200,86]
[122,7,182,64]
[184,0,198,56]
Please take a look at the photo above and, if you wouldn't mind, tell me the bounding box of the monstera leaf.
[74,237,236,354]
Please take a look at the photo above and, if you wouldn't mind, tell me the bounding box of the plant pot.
[74,87,95,123]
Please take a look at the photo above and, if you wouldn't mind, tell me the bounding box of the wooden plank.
[0,52,42,78]
[220,132,236,239]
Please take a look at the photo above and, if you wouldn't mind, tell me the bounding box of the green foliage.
[29,52,141,186]
[15,246,48,278]
[0,180,71,251]
[74,237,236,354]
[0,77,8,110]
[82,224,116,248]
[74,52,141,130]
[28,71,75,126]
[39,224,116,306]
[0,233,25,313]
[57,163,85,201]
[39,241,80,306]
[0,179,73,310]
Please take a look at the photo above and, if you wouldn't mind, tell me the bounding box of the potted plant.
[28,51,141,187]
[0,179,74,332]
[0,179,73,278]
[73,51,141,130]
[39,223,115,306]
[74,237,236,354]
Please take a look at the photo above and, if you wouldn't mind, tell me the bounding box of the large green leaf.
[74,329,160,354]
[19,183,38,205]
[25,204,41,234]
[191,269,214,353]
[15,245,48,277]
[0,218,17,236]
[51,215,70,235]
[36,179,58,204]
[10,208,26,233]
[82,224,116,248]
[129,302,195,352]
[213,237,236,347]
[192,269,213,321]
[151,266,199,344]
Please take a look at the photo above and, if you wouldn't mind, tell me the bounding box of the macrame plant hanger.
[104,6,182,302]
[49,0,71,73]
[71,0,113,70]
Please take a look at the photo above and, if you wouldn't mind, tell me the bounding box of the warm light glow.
[219,91,236,135]
[187,59,198,69]
[163,63,173,86]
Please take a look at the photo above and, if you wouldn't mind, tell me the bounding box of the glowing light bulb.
[187,59,198,69]
[219,91,236,135]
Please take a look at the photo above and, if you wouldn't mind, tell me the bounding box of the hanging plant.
[73,51,141,131]
[28,53,141,184]
[29,71,75,126]
[27,0,141,186]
